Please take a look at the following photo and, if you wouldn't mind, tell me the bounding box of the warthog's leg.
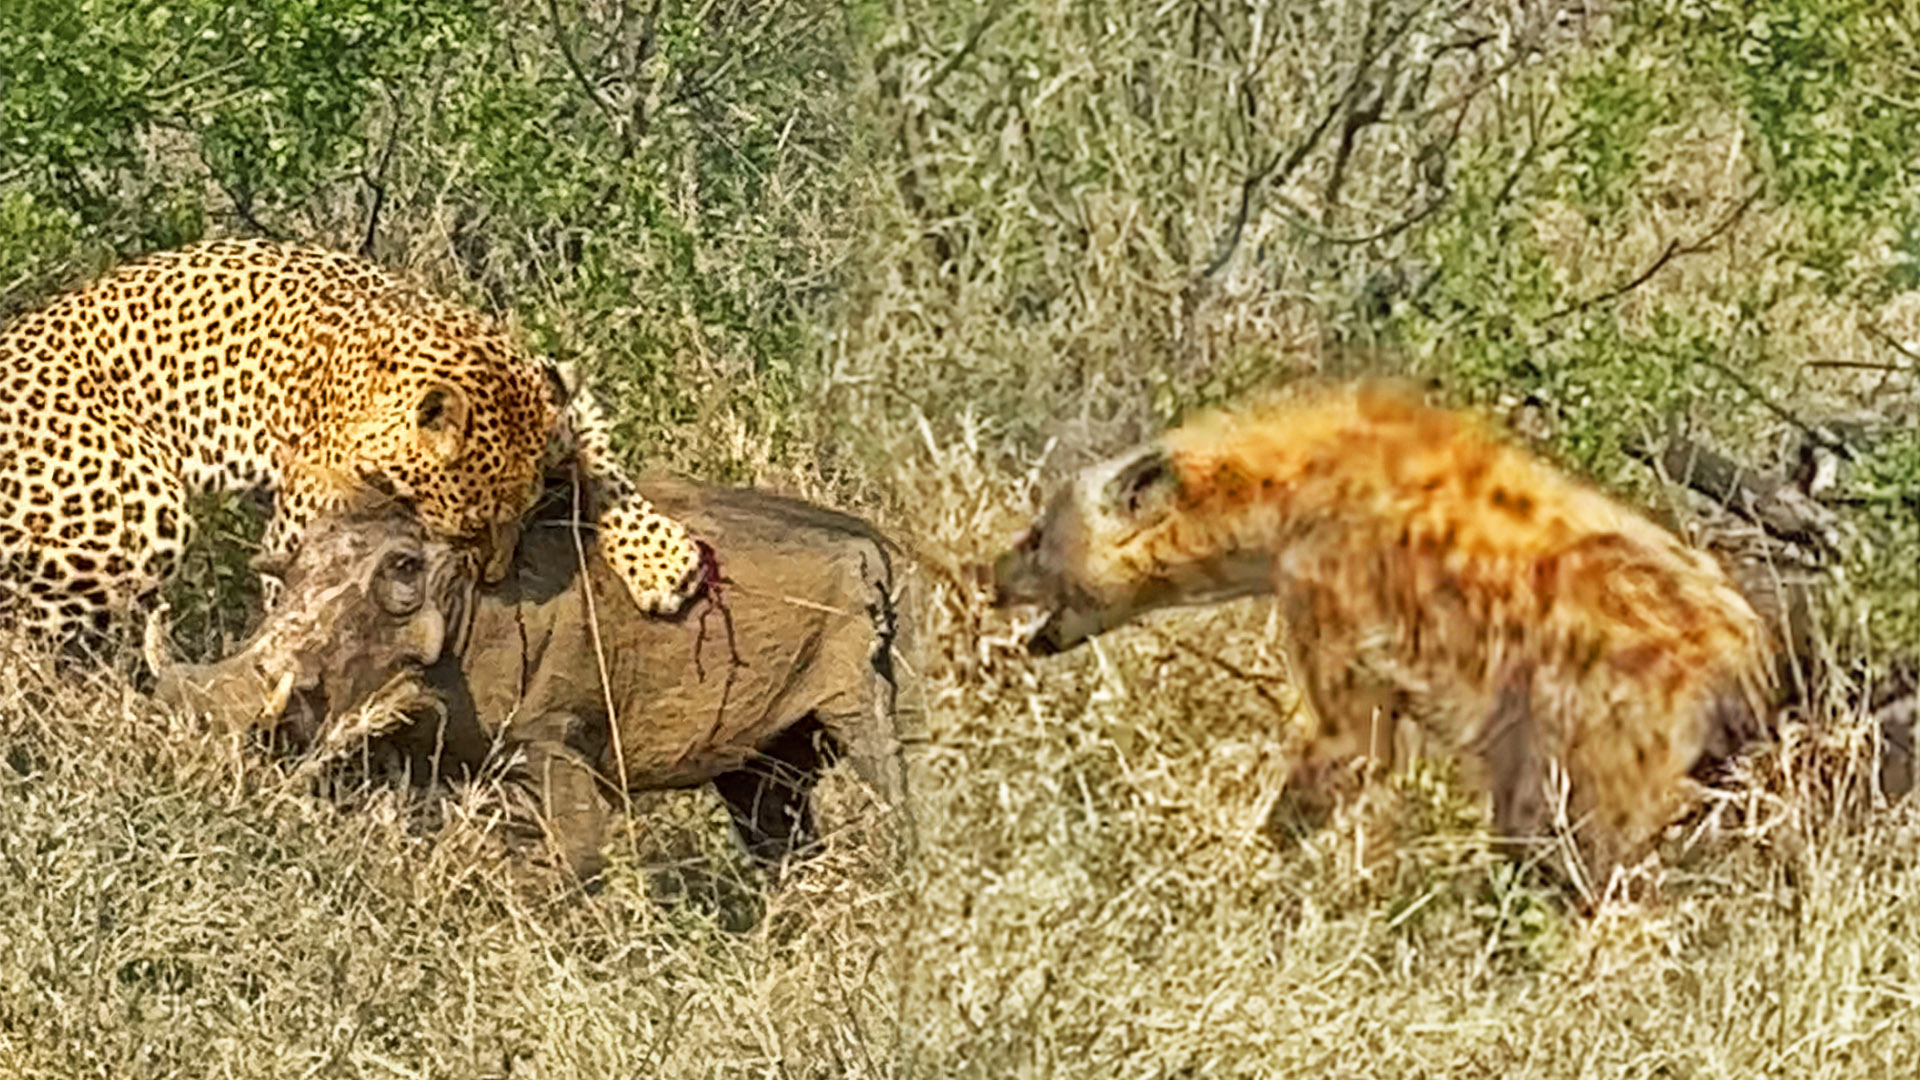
[512,711,613,882]
[772,679,913,873]
[710,718,830,866]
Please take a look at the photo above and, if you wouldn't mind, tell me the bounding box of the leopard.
[987,379,1774,903]
[0,237,704,648]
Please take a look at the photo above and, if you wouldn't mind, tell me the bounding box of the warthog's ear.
[1101,447,1180,522]
[414,381,472,465]
[249,549,290,583]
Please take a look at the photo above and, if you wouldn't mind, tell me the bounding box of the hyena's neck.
[1156,422,1417,603]
[1142,448,1311,605]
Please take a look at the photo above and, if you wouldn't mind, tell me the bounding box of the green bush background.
[6,0,1908,640]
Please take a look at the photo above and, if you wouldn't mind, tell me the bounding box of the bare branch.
[359,87,405,259]
[627,0,667,142]
[1545,185,1762,322]
[1697,352,1855,463]
[1628,428,1842,555]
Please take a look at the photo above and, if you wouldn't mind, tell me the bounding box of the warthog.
[149,474,917,879]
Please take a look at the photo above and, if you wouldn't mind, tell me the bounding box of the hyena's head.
[989,441,1273,655]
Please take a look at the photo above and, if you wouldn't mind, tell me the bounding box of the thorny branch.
[628,0,668,143]
[1196,0,1546,280]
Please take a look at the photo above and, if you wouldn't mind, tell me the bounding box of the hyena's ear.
[414,381,472,464]
[1102,447,1181,521]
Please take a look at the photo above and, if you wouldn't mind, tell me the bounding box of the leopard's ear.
[414,381,471,464]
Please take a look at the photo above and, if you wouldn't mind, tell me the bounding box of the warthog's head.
[147,509,472,741]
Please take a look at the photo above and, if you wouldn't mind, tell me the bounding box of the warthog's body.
[154,474,917,878]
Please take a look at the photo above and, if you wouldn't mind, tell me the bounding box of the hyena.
[989,380,1773,900]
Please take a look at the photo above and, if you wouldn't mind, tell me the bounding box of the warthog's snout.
[147,516,468,741]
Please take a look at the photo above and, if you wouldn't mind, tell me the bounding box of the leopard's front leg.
[547,370,705,616]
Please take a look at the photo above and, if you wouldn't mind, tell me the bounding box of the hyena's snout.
[984,528,1031,601]
[987,548,1034,609]
[982,533,1079,654]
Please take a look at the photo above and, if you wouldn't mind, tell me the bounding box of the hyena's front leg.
[1271,571,1410,837]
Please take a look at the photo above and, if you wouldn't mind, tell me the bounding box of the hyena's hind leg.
[1472,662,1559,866]
[1473,664,1672,907]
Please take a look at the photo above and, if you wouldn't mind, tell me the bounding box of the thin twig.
[567,463,634,828]
[1805,360,1913,373]
[1862,322,1920,370]
[1158,632,1301,723]
[1270,190,1448,246]
[1545,186,1762,321]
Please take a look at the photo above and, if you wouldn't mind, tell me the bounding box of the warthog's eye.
[375,548,428,616]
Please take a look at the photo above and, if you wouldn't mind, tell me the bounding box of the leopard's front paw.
[597,506,705,617]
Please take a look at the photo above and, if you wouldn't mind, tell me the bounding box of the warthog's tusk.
[263,670,296,722]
